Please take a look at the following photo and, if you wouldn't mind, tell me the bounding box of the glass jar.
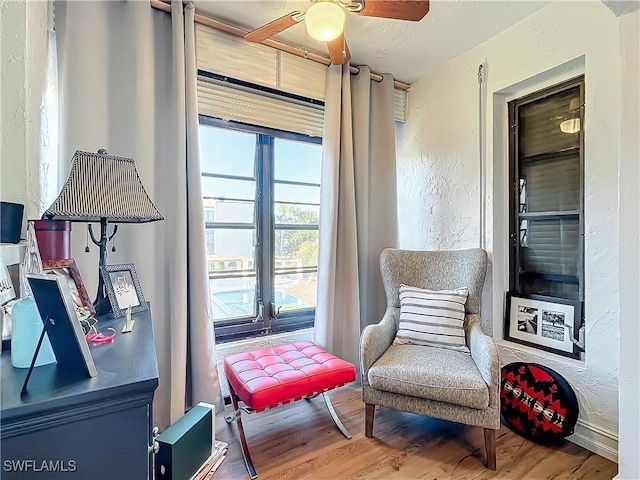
[10,296,57,368]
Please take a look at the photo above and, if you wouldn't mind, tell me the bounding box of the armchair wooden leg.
[364,403,375,438]
[483,428,497,470]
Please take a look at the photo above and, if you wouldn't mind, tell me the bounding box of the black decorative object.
[500,362,579,444]
[101,263,148,318]
[42,150,163,313]
[0,201,24,244]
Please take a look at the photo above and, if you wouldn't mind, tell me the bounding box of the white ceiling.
[193,0,552,84]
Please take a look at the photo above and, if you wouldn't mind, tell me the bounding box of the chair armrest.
[360,307,399,386]
[467,314,500,409]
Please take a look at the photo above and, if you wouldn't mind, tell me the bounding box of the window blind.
[195,23,407,123]
[395,88,407,123]
[196,23,325,101]
[521,154,580,213]
[197,76,325,138]
[518,89,580,157]
[521,219,580,277]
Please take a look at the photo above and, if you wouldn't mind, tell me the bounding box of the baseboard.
[567,419,618,463]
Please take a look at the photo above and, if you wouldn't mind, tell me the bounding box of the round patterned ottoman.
[500,362,579,443]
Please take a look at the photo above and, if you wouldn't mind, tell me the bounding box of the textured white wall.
[0,0,51,231]
[617,10,640,480]
[25,0,51,220]
[1,1,29,218]
[397,0,631,461]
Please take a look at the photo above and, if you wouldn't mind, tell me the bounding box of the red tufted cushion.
[224,341,356,412]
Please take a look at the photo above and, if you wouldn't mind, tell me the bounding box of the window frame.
[507,75,585,302]
[199,115,321,342]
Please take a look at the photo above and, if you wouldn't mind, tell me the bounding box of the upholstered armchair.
[360,248,500,469]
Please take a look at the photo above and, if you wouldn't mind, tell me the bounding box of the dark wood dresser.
[1,309,158,479]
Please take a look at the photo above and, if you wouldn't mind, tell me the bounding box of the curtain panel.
[315,64,398,367]
[56,0,220,429]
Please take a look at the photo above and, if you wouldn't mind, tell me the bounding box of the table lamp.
[42,150,163,314]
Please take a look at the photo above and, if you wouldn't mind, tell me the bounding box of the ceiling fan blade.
[327,33,351,66]
[244,11,304,43]
[353,1,430,21]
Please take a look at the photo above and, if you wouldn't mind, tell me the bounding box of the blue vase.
[11,296,57,368]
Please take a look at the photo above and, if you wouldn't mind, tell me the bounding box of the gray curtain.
[315,64,398,367]
[56,0,220,429]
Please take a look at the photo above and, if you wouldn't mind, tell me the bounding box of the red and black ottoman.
[223,341,356,479]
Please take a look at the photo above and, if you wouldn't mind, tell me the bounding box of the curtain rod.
[149,0,410,91]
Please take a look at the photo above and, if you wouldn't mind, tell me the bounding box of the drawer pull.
[148,441,159,454]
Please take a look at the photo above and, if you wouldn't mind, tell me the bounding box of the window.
[508,76,584,302]
[199,118,322,342]
[205,229,214,248]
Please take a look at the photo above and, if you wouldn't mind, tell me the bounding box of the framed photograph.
[101,263,147,317]
[42,258,95,315]
[505,292,582,359]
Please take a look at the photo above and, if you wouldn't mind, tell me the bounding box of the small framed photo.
[101,263,148,318]
[505,292,582,359]
[42,258,95,315]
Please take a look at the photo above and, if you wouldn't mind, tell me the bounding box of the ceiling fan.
[243,1,430,66]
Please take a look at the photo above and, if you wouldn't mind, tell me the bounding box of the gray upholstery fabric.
[368,345,489,409]
[360,308,399,387]
[360,248,500,431]
[467,314,500,410]
[379,248,487,314]
[362,384,501,429]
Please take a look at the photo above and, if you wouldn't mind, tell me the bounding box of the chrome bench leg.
[323,392,352,440]
[229,383,258,479]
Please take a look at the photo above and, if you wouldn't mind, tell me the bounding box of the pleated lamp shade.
[43,150,164,223]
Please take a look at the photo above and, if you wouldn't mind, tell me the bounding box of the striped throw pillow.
[393,285,470,354]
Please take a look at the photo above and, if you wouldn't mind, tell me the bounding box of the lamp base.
[90,217,118,317]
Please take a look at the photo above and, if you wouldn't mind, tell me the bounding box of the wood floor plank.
[214,386,617,480]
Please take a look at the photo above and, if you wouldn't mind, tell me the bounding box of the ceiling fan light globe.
[560,118,580,134]
[306,2,345,42]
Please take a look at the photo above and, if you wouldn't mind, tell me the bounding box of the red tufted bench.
[224,341,356,478]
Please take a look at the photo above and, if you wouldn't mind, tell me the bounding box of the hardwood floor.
[214,386,617,480]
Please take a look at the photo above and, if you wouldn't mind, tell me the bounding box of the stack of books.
[189,440,228,480]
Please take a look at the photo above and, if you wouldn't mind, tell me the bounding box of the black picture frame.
[26,274,97,378]
[101,263,148,318]
[505,292,583,359]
